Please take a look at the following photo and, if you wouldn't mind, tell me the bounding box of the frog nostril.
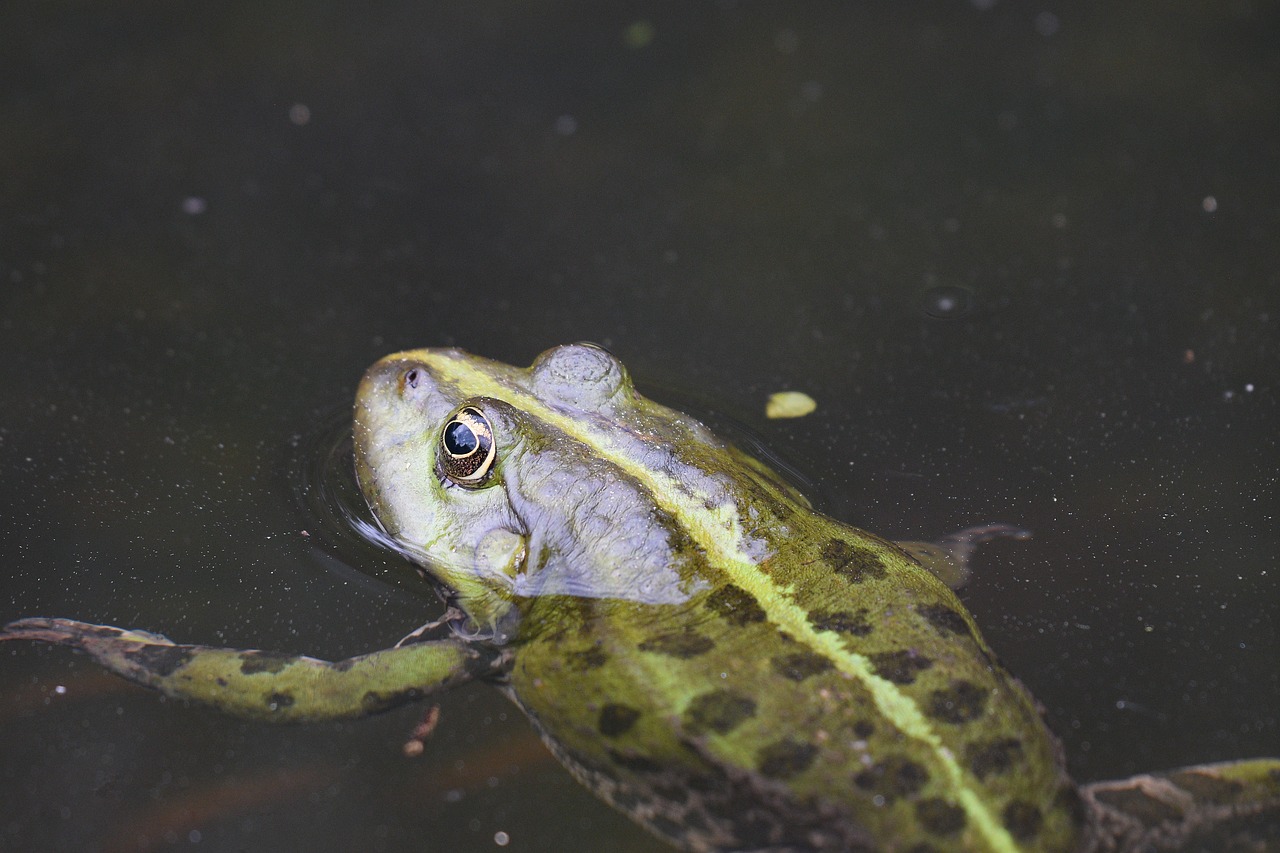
[404,369,420,390]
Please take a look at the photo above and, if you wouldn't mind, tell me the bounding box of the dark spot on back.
[1167,769,1245,803]
[757,738,818,779]
[126,645,194,677]
[854,756,928,801]
[1092,787,1183,826]
[678,807,711,835]
[967,737,1024,779]
[267,691,295,709]
[649,778,693,806]
[853,721,875,739]
[917,603,969,635]
[705,799,778,849]
[705,584,766,626]
[1056,784,1088,829]
[1002,800,1044,841]
[599,703,641,737]
[610,787,641,813]
[646,813,687,844]
[683,689,757,735]
[772,650,835,681]
[821,539,888,582]
[927,680,988,724]
[808,608,873,636]
[239,651,293,675]
[638,630,715,659]
[869,649,934,685]
[916,798,966,835]
[566,645,609,671]
[684,774,721,794]
[361,687,420,713]
[607,748,665,775]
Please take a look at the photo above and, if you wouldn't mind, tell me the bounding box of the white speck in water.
[774,29,799,54]
[188,829,202,843]
[181,197,207,215]
[54,684,67,695]
[1244,383,1254,392]
[494,831,510,846]
[922,285,972,319]
[289,103,311,125]
[554,115,577,136]
[1034,11,1060,36]
[623,20,655,49]
[1202,195,1218,213]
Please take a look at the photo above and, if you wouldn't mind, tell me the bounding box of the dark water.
[2,2,1276,851]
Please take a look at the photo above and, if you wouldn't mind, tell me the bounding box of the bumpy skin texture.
[4,343,1278,853]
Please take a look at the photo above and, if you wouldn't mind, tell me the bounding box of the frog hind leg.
[897,523,1032,589]
[1080,757,1280,852]
[2,617,503,723]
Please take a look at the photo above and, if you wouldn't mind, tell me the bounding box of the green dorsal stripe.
[419,352,1020,853]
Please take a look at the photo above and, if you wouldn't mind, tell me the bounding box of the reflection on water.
[286,402,422,600]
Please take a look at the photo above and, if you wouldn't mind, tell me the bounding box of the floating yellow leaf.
[766,391,816,419]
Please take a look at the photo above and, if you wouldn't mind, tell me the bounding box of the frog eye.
[439,406,496,487]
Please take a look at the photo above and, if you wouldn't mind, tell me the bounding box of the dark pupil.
[444,421,478,456]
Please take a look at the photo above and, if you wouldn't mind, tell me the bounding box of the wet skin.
[4,344,1278,852]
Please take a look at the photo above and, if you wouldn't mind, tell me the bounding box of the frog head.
[353,343,732,637]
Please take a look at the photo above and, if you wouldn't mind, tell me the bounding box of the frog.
[4,343,1277,852]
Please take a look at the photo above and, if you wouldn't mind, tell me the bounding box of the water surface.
[1,3,1276,851]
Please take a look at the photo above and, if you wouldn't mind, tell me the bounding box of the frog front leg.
[2,617,504,722]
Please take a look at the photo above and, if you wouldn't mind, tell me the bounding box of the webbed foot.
[898,523,1032,588]
[1082,758,1280,852]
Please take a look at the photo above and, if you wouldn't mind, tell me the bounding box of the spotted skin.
[1,617,496,722]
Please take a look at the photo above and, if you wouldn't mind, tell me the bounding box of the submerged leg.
[1081,758,1280,852]
[2,617,502,723]
[898,523,1033,589]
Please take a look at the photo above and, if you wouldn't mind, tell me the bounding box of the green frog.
[4,344,1277,852]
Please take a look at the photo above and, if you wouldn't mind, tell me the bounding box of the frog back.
[506,512,1083,853]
